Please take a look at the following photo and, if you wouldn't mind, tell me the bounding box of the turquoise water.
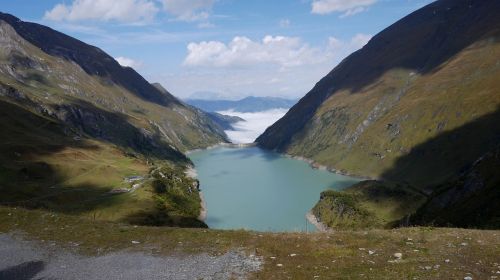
[189,146,360,232]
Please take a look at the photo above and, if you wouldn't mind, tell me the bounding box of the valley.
[0,0,499,279]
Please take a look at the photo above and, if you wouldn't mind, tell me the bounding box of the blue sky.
[1,0,433,99]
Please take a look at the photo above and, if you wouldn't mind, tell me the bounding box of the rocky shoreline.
[284,154,374,181]
[305,211,331,233]
[184,166,207,222]
[198,192,207,221]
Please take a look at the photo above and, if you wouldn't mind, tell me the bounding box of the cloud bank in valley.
[217,109,289,144]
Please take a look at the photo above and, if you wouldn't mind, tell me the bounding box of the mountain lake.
[189,146,361,232]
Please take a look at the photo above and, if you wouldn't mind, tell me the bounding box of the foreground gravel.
[0,234,262,280]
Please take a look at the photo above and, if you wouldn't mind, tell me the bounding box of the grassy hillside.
[0,98,206,227]
[257,0,500,188]
[0,15,226,227]
[0,16,227,152]
[312,181,426,230]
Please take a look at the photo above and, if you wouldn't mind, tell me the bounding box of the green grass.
[1,206,499,279]
[0,98,204,227]
[270,35,500,190]
[313,180,427,229]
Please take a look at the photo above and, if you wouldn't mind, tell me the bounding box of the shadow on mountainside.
[0,98,186,217]
[378,107,500,228]
[380,106,500,189]
[330,0,500,94]
[0,83,188,163]
[0,101,125,214]
[257,0,500,151]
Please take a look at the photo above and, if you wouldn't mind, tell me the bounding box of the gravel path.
[0,234,262,280]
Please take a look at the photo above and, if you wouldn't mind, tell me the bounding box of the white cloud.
[218,109,289,144]
[155,33,371,100]
[198,21,216,28]
[279,19,291,28]
[328,33,372,55]
[115,57,143,68]
[161,0,215,22]
[44,0,159,23]
[183,35,324,68]
[183,33,371,69]
[311,0,377,16]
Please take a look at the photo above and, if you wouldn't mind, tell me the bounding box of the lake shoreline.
[198,192,207,221]
[305,211,331,233]
[283,153,375,181]
[186,142,257,155]
[184,166,207,222]
[189,143,374,181]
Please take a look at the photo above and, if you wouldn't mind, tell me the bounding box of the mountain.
[0,13,227,227]
[0,13,227,152]
[205,112,245,131]
[257,0,500,227]
[185,96,297,113]
[258,0,500,187]
[152,83,244,130]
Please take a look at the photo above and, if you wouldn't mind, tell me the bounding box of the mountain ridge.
[185,96,297,113]
[257,0,500,186]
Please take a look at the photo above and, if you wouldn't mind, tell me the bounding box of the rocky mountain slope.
[0,13,227,226]
[257,0,500,228]
[0,13,227,153]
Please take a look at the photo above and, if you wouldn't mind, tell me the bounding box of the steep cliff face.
[257,0,500,188]
[0,15,227,153]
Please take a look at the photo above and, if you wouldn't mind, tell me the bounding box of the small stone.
[276,264,283,267]
[368,250,375,255]
[424,266,432,270]
[460,242,468,246]
[290,254,297,257]
[359,248,366,251]
[434,265,440,269]
[394,253,403,259]
[445,259,450,263]
[270,256,276,260]
[464,276,472,280]
[131,241,140,244]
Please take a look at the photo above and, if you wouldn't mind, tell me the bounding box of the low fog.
[217,108,289,144]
